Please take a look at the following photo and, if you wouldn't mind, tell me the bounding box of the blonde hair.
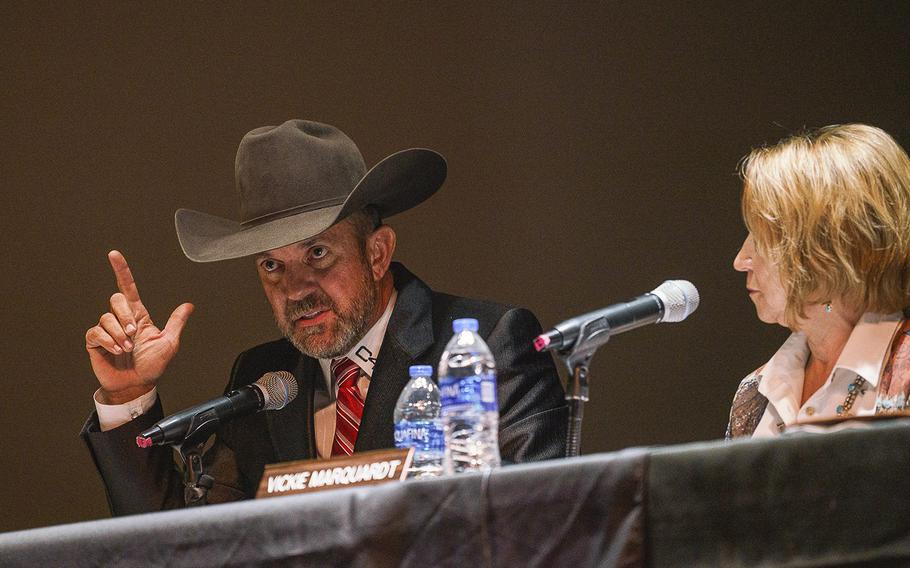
[740,124,910,326]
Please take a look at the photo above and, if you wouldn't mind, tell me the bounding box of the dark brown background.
[1,2,908,533]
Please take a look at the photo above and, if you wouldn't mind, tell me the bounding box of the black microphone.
[137,371,298,448]
[534,280,699,352]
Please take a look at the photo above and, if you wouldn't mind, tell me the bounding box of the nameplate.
[256,448,414,498]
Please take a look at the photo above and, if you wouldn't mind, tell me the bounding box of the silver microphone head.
[651,280,699,323]
[254,371,299,411]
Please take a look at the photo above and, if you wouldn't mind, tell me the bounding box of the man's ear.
[366,225,396,280]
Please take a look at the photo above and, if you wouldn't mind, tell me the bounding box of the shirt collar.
[756,311,904,423]
[757,331,809,425]
[833,311,903,388]
[318,289,398,379]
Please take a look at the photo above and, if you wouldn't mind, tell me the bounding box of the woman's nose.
[733,239,751,272]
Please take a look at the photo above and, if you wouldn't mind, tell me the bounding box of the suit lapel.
[726,373,769,439]
[356,263,435,451]
[266,354,319,461]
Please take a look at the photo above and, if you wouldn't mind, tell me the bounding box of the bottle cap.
[409,365,433,377]
[453,318,479,333]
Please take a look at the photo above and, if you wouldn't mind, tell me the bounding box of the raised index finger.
[108,250,142,304]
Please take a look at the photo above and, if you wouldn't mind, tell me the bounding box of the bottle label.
[394,420,445,451]
[439,373,498,413]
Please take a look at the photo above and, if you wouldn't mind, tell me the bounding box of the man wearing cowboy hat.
[81,120,567,513]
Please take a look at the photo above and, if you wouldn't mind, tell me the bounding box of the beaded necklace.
[835,375,867,416]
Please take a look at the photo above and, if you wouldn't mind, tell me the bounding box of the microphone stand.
[173,408,221,507]
[553,318,612,458]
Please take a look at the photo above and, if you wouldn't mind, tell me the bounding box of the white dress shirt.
[95,290,398,460]
[313,289,397,457]
[751,311,903,437]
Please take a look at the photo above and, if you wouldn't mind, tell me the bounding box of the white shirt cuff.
[93,387,158,432]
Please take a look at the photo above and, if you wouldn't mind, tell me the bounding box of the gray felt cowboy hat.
[175,119,447,262]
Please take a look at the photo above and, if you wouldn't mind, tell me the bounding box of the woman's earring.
[824,302,833,313]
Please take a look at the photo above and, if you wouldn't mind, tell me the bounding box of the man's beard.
[277,270,378,359]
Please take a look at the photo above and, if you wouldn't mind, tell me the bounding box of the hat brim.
[176,148,446,262]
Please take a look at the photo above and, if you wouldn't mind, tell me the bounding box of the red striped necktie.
[331,357,364,456]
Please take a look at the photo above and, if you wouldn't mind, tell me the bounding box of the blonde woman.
[728,124,910,438]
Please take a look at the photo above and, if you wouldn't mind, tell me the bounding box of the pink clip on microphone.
[533,334,550,352]
[136,436,153,448]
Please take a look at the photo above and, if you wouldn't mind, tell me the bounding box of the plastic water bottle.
[393,365,444,478]
[439,318,501,473]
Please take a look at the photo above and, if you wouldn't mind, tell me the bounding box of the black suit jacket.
[82,263,568,515]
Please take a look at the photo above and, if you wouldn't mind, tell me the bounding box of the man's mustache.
[284,292,336,321]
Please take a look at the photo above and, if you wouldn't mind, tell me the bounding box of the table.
[2,421,909,567]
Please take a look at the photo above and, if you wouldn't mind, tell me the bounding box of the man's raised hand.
[85,251,194,405]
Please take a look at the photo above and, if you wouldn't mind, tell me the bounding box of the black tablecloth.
[648,421,910,567]
[2,421,910,567]
[0,449,646,567]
